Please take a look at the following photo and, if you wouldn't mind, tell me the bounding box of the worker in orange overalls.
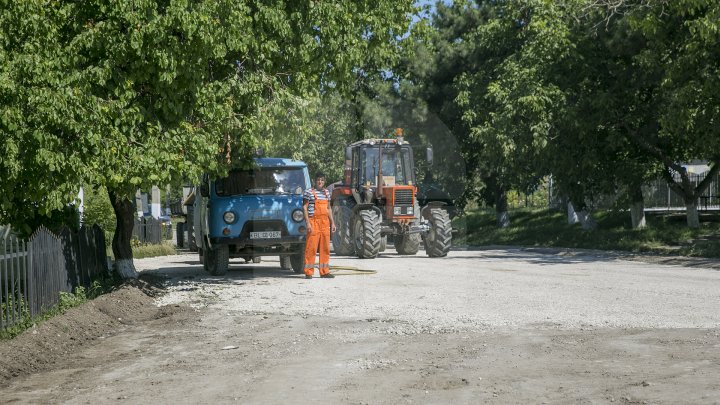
[303,172,337,279]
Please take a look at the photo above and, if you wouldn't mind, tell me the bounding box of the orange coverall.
[304,189,331,277]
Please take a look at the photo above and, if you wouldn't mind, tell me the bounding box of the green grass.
[131,242,177,259]
[455,208,720,258]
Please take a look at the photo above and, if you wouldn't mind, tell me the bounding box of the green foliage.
[410,0,720,226]
[58,287,87,312]
[82,185,115,241]
[1,0,415,260]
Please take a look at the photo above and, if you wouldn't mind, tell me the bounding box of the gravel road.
[2,247,720,404]
[147,248,720,331]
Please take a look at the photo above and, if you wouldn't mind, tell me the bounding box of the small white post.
[151,185,161,218]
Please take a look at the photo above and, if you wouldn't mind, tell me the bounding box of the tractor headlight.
[223,211,236,224]
[292,209,304,222]
[394,207,401,215]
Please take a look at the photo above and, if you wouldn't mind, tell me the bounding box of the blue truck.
[193,158,311,275]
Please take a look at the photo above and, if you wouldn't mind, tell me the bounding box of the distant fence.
[644,172,720,211]
[132,217,172,244]
[0,224,108,331]
[509,171,720,211]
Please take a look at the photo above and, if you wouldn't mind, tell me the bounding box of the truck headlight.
[223,211,236,224]
[292,209,304,222]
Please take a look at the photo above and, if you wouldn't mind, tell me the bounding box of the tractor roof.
[348,138,411,148]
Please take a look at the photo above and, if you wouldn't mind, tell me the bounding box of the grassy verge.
[455,208,720,258]
[131,242,177,259]
[0,274,122,340]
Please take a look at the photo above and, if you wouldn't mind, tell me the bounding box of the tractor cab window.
[359,147,379,186]
[380,147,413,186]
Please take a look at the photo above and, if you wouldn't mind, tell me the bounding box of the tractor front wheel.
[395,233,420,255]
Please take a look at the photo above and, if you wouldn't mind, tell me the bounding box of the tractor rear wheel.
[352,210,381,259]
[331,205,354,255]
[395,233,420,255]
[424,208,452,257]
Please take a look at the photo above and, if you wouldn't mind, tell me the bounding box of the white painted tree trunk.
[577,210,597,230]
[496,211,510,228]
[114,259,138,279]
[567,202,579,224]
[630,201,646,229]
[686,202,700,229]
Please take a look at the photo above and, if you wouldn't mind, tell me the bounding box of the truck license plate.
[250,231,281,239]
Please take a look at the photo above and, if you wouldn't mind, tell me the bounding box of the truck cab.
[194,158,311,275]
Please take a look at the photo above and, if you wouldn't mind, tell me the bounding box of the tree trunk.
[570,199,596,230]
[567,201,579,224]
[495,188,510,228]
[109,190,138,279]
[630,186,646,229]
[659,162,719,230]
[577,209,597,230]
[685,200,700,229]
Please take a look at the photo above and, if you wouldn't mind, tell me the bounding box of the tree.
[1,0,415,277]
[625,1,720,228]
[0,1,94,234]
[425,1,570,227]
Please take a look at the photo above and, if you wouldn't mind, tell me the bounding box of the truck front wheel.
[204,244,229,275]
[280,255,292,270]
[290,252,305,274]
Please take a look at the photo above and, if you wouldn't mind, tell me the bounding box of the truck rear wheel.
[395,234,420,255]
[424,208,452,257]
[331,205,354,255]
[204,244,229,275]
[353,210,380,259]
[280,255,292,270]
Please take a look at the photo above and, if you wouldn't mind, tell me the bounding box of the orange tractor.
[330,129,452,258]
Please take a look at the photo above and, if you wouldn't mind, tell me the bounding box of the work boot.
[320,273,335,278]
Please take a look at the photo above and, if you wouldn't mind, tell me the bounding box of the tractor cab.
[331,129,452,259]
[343,135,417,221]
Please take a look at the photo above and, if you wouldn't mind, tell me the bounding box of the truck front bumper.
[210,235,306,256]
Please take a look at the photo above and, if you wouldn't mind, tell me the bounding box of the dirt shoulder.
[0,277,179,383]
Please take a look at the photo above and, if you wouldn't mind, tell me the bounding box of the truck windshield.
[215,168,308,196]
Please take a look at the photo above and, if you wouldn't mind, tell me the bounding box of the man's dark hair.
[315,172,326,180]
